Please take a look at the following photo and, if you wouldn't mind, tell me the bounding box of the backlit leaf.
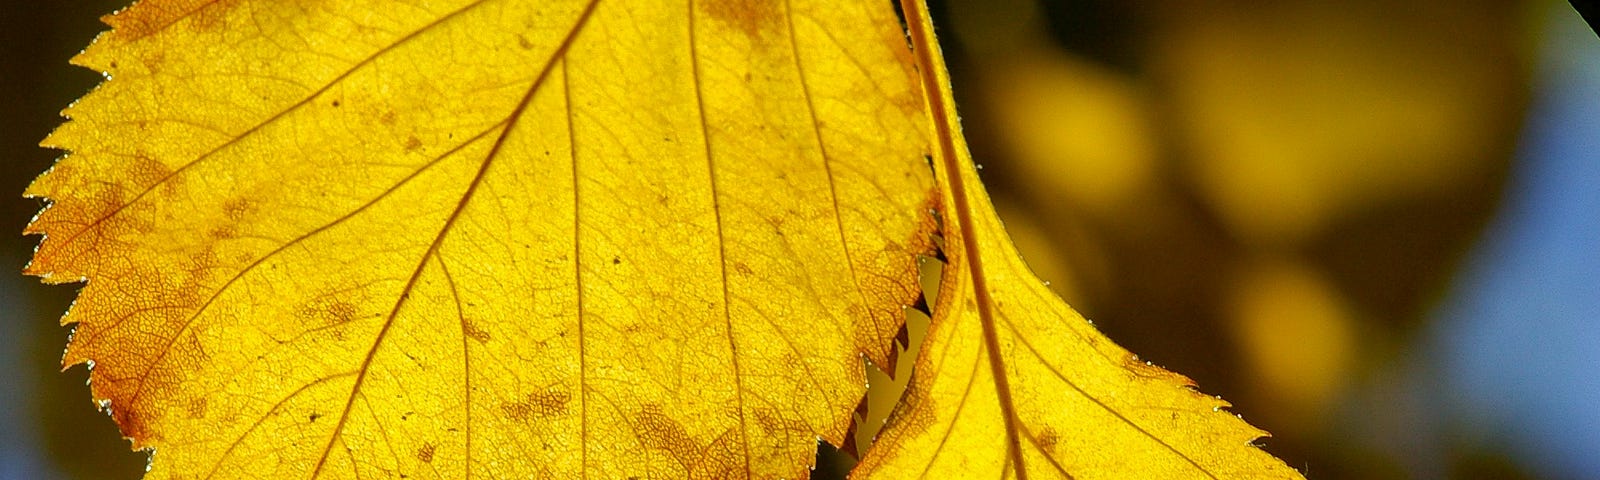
[850,3,1305,478]
[25,0,934,478]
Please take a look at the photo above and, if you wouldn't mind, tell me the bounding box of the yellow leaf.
[851,2,1305,478]
[25,0,934,478]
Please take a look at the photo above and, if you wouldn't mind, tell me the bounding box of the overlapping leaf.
[851,2,1305,478]
[25,0,935,478]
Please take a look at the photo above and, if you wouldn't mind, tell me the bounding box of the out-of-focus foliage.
[928,0,1539,478]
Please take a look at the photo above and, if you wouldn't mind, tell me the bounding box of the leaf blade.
[27,1,935,478]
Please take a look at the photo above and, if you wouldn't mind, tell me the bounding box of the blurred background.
[2,1,1597,479]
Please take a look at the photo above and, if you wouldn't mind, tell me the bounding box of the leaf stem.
[897,0,1030,477]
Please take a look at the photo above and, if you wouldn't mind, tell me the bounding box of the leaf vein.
[120,121,506,410]
[916,344,986,480]
[686,0,753,477]
[1019,423,1075,480]
[562,55,591,480]
[201,371,359,480]
[306,3,600,476]
[436,257,471,479]
[999,313,1216,478]
[898,0,1027,476]
[45,0,506,259]
[782,0,894,372]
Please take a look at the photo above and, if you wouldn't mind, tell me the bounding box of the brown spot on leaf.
[753,407,808,437]
[111,405,154,446]
[1037,427,1060,454]
[501,389,570,421]
[34,154,166,243]
[127,155,176,193]
[300,299,357,329]
[880,23,924,117]
[104,0,237,42]
[700,0,780,39]
[141,50,168,75]
[186,397,207,419]
[328,301,356,323]
[207,225,236,240]
[636,404,700,469]
[222,198,252,221]
[417,442,435,463]
[404,136,422,151]
[462,320,490,344]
